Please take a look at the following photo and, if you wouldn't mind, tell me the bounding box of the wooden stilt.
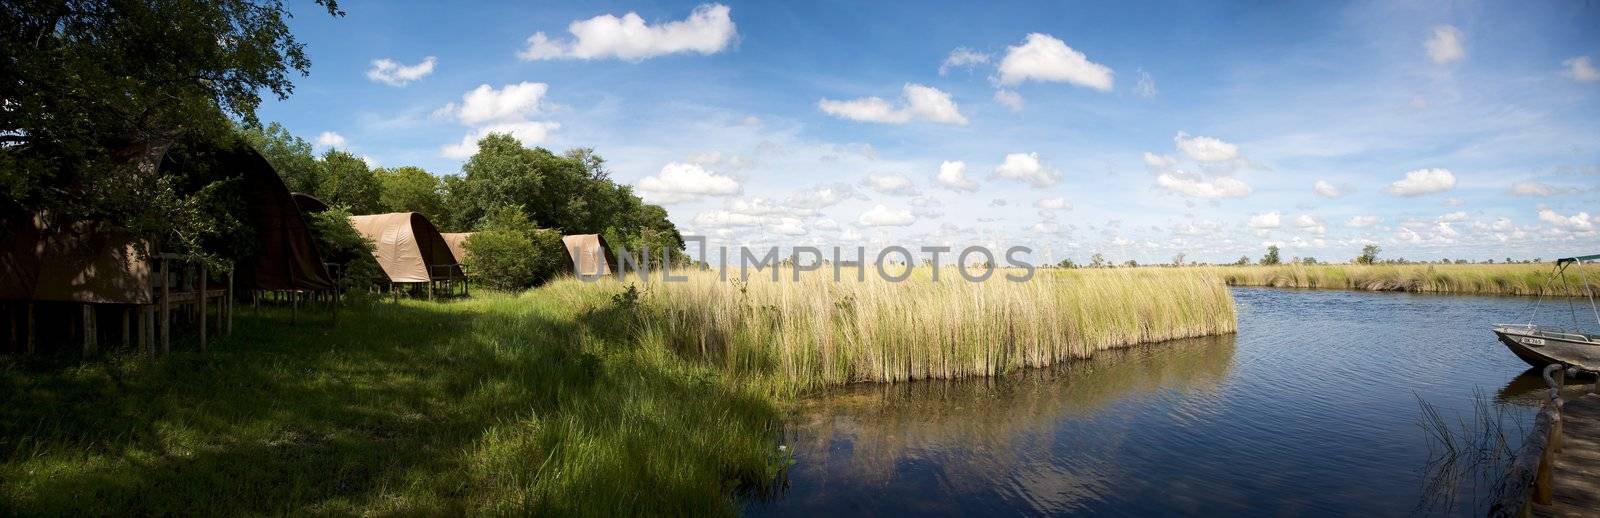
[26,304,34,355]
[82,304,96,356]
[292,291,298,323]
[8,306,15,352]
[226,270,233,336]
[138,306,149,354]
[121,308,130,346]
[199,263,208,353]
[161,258,170,354]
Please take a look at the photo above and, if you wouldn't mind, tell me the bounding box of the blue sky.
[258,0,1600,264]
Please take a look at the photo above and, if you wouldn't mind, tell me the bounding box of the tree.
[1234,255,1251,266]
[376,166,445,223]
[1260,245,1281,266]
[317,150,381,214]
[0,0,342,262]
[1057,258,1077,269]
[1172,253,1186,267]
[1357,244,1381,265]
[239,122,320,194]
[464,205,567,290]
[306,205,381,295]
[1090,253,1106,268]
[1302,257,1318,265]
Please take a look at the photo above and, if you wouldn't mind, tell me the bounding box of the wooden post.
[26,304,34,355]
[292,291,298,323]
[82,304,96,356]
[139,306,149,354]
[226,270,233,336]
[8,306,15,353]
[392,283,398,303]
[198,262,207,353]
[121,308,130,346]
[428,279,434,302]
[161,258,170,354]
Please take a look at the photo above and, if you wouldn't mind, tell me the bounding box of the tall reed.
[543,267,1237,392]
[1209,263,1598,296]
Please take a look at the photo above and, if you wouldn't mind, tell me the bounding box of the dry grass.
[542,266,1237,392]
[1209,263,1599,297]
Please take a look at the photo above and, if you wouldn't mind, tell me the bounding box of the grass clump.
[1210,263,1597,296]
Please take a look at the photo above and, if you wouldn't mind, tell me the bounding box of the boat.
[1492,253,1600,370]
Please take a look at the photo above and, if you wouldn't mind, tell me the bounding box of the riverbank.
[1209,263,1595,296]
[0,268,1237,514]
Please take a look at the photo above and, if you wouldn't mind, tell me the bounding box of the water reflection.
[753,334,1235,515]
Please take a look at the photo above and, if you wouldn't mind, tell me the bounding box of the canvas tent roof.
[1,141,334,303]
[562,234,614,277]
[440,232,474,264]
[350,213,462,283]
[291,192,329,214]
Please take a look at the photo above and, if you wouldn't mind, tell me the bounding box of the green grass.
[1207,263,1599,296]
[1,267,1239,514]
[1,291,783,515]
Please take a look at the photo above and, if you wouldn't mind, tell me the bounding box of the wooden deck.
[1532,393,1600,517]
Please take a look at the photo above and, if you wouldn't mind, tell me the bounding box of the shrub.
[464,205,569,291]
[306,205,382,295]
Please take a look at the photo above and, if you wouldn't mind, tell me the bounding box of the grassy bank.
[1210,263,1597,296]
[560,267,1236,392]
[1,267,1238,514]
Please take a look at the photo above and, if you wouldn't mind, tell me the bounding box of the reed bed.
[1209,263,1598,297]
[543,267,1237,392]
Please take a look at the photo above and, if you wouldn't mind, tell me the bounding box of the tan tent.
[291,192,330,214]
[562,234,614,277]
[440,232,474,264]
[350,213,462,283]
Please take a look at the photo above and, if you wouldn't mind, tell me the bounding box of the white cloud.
[636,162,742,204]
[939,47,990,75]
[1134,69,1157,98]
[1565,56,1600,82]
[1346,215,1382,228]
[1155,172,1252,198]
[315,131,347,149]
[1538,208,1593,231]
[996,33,1114,90]
[858,205,916,227]
[818,84,967,125]
[993,152,1061,188]
[366,56,436,86]
[770,217,808,236]
[693,209,763,228]
[518,4,737,61]
[1036,197,1071,210]
[1313,180,1343,198]
[814,218,840,231]
[1173,131,1240,162]
[439,121,560,159]
[1511,181,1555,197]
[1426,25,1465,64]
[1384,168,1456,196]
[1438,211,1469,222]
[360,155,379,169]
[993,89,1024,111]
[1440,197,1464,207]
[787,183,859,210]
[1294,214,1326,235]
[1142,152,1177,169]
[935,160,978,191]
[865,173,917,195]
[1248,211,1282,229]
[435,82,549,125]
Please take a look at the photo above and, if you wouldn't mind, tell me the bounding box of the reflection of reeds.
[1206,263,1596,296]
[544,267,1237,392]
[1415,390,1524,515]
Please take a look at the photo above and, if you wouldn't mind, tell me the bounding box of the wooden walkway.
[1532,393,1600,517]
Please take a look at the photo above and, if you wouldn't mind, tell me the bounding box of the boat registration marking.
[1522,337,1546,346]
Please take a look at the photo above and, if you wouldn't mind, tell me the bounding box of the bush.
[306,205,383,295]
[464,205,568,291]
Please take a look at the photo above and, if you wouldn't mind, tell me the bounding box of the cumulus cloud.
[1313,180,1344,198]
[1248,211,1282,229]
[818,84,967,125]
[787,183,860,210]
[1426,25,1465,64]
[858,205,916,227]
[993,89,1024,111]
[439,121,561,159]
[1295,214,1326,235]
[939,47,990,75]
[366,56,436,86]
[519,4,737,61]
[1346,215,1382,228]
[935,160,978,191]
[1036,197,1071,210]
[1511,181,1555,197]
[637,162,742,204]
[1384,168,1456,196]
[1155,172,1252,198]
[770,217,808,236]
[435,82,559,158]
[1538,208,1593,231]
[315,131,347,149]
[865,173,917,195]
[993,152,1061,188]
[1565,56,1600,82]
[996,33,1114,90]
[1174,131,1240,163]
[1142,152,1177,169]
[693,209,763,228]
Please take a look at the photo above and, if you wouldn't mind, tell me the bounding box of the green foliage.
[317,150,381,214]
[375,166,445,224]
[464,205,568,291]
[1234,255,1251,266]
[0,0,342,261]
[1260,245,1281,266]
[1357,244,1382,265]
[238,122,320,194]
[306,206,381,294]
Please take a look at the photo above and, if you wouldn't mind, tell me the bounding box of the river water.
[745,287,1600,516]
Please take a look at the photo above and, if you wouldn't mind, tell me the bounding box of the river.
[745,287,1600,516]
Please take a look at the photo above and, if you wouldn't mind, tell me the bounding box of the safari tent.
[440,232,474,264]
[291,192,330,214]
[562,234,614,277]
[349,213,463,284]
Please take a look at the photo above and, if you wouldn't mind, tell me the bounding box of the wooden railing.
[1491,364,1598,517]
